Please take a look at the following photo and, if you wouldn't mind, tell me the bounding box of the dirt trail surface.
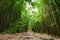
[0,30,60,40]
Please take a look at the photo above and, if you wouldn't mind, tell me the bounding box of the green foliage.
[0,0,27,33]
[0,0,60,37]
[32,0,60,37]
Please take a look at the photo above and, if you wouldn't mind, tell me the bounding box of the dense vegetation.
[0,0,60,37]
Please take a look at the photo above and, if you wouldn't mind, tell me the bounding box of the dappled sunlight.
[25,2,38,15]
[23,0,47,29]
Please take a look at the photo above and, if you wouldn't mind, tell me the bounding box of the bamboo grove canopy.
[0,0,60,37]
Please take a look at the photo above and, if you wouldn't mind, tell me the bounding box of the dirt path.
[0,30,60,40]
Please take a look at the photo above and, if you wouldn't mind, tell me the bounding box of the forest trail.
[0,30,60,40]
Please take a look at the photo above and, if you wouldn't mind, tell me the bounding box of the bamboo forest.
[0,0,60,40]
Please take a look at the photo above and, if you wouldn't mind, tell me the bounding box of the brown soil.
[0,30,60,40]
